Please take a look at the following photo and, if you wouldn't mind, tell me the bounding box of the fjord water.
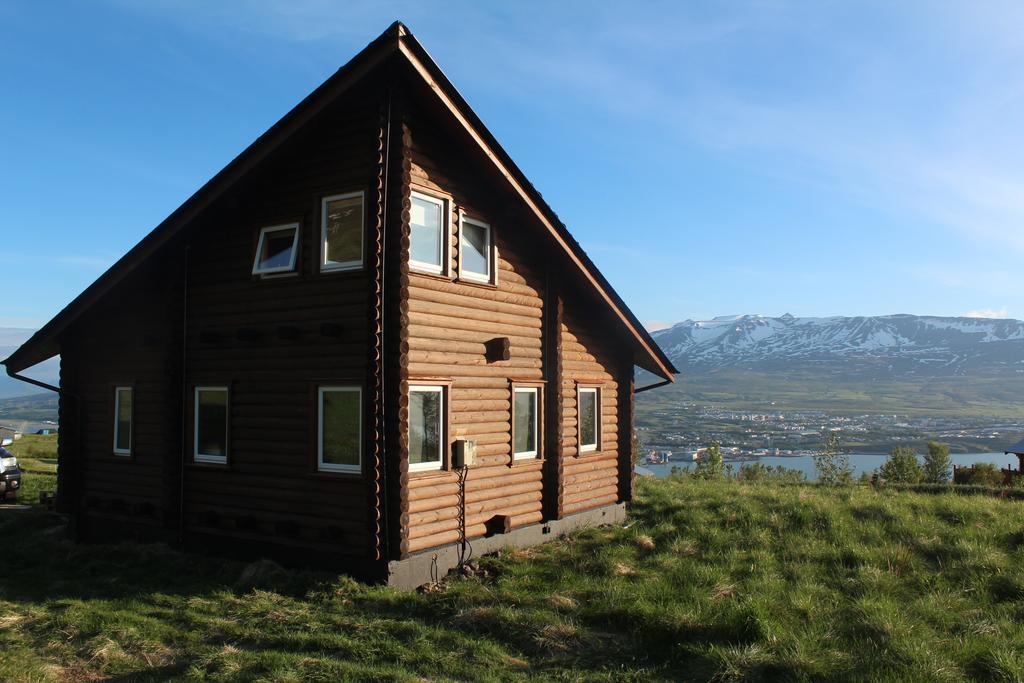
[637,452,1017,480]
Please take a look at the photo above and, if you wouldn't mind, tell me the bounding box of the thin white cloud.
[645,320,675,332]
[456,3,1024,260]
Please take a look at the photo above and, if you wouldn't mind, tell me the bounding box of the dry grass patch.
[634,534,656,551]
[548,593,578,610]
[712,583,737,600]
[612,562,637,577]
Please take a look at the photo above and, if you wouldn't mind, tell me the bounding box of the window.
[409,192,447,274]
[460,216,492,282]
[113,386,132,455]
[409,385,444,471]
[318,386,362,473]
[252,223,300,275]
[512,386,539,459]
[194,387,229,464]
[578,387,599,453]
[321,191,364,271]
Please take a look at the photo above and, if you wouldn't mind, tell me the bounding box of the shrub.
[693,443,725,480]
[813,432,852,485]
[735,462,805,483]
[954,462,1004,487]
[923,441,952,484]
[878,447,923,484]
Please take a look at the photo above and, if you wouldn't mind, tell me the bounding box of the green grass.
[2,468,1024,680]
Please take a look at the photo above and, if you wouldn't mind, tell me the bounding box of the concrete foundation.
[386,502,626,589]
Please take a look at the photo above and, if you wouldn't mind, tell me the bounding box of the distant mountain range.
[4,315,1024,418]
[652,314,1024,378]
[645,314,1024,417]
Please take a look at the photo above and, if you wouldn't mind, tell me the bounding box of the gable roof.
[3,21,677,382]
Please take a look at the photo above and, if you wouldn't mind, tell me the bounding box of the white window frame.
[113,386,133,456]
[409,191,448,275]
[408,384,445,472]
[317,386,362,473]
[578,387,599,453]
[194,386,229,464]
[459,215,492,283]
[251,223,300,276]
[512,386,539,459]
[320,190,365,273]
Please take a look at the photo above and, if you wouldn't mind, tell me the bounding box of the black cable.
[457,465,468,566]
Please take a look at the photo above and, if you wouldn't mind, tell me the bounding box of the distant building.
[0,426,21,443]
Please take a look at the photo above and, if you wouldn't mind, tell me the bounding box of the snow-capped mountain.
[652,314,1024,377]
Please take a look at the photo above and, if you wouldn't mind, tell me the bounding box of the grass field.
[2,445,1024,682]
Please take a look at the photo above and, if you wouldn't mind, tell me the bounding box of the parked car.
[0,439,22,501]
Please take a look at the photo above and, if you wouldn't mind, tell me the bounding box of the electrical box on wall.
[452,439,477,468]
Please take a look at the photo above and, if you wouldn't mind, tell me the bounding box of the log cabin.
[2,22,677,587]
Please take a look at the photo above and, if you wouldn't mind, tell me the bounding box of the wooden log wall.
[181,87,381,557]
[60,254,183,534]
[55,354,77,515]
[398,121,548,556]
[557,295,629,516]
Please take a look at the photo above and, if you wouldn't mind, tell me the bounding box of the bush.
[735,462,805,483]
[692,443,725,480]
[813,432,852,485]
[923,441,952,484]
[878,447,923,484]
[954,462,1004,487]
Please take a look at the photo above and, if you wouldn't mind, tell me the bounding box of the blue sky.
[2,1,1023,331]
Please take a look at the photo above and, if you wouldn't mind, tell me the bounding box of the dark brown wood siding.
[178,90,382,558]
[58,253,184,537]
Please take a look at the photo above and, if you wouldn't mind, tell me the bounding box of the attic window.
[321,191,364,272]
[459,216,492,283]
[410,191,447,275]
[252,224,300,275]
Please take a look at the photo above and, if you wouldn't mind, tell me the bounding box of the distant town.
[637,402,1024,458]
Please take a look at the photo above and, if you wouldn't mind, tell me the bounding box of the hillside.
[646,314,1024,417]
[0,393,58,424]
[2,465,1022,681]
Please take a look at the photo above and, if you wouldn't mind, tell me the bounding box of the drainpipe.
[4,369,60,394]
[635,378,672,394]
